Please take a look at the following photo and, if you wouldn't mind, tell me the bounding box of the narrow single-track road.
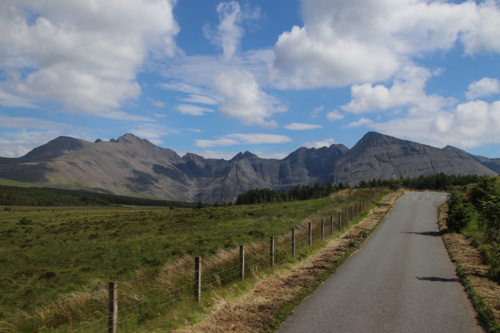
[278,192,483,333]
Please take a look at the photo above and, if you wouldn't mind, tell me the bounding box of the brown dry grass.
[176,191,402,332]
[440,206,500,325]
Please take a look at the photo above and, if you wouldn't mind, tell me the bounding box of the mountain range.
[0,131,498,203]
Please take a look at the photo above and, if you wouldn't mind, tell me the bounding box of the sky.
[1,0,500,160]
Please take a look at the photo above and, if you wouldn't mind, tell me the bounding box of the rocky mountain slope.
[443,145,500,174]
[0,132,497,202]
[318,132,496,185]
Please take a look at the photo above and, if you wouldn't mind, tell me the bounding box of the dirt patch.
[176,192,402,332]
[440,207,500,325]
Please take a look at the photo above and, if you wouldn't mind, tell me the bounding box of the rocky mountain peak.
[231,151,259,161]
[23,136,92,161]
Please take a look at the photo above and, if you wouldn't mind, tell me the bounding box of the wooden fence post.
[308,223,312,247]
[195,257,201,303]
[270,237,274,268]
[291,228,296,257]
[321,219,324,241]
[108,282,117,333]
[240,246,245,281]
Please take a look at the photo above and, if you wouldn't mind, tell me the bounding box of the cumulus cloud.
[196,133,292,148]
[343,66,454,114]
[303,138,336,149]
[215,69,286,127]
[0,0,179,115]
[284,122,322,130]
[272,0,500,89]
[466,77,500,100]
[373,100,500,149]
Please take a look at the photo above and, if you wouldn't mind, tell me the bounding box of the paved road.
[278,192,484,333]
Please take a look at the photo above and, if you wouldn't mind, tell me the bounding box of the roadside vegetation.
[447,176,500,281]
[444,175,500,332]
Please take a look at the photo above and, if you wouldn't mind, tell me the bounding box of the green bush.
[447,192,475,232]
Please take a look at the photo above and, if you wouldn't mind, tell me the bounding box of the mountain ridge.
[0,131,497,202]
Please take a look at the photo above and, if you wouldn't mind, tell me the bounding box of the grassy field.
[0,188,381,331]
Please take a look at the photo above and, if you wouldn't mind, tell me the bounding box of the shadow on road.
[416,276,459,283]
[401,231,442,237]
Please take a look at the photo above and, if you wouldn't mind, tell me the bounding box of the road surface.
[278,192,483,333]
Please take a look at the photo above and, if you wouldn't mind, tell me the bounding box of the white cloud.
[303,138,336,149]
[160,51,278,126]
[346,117,373,128]
[203,1,261,60]
[175,104,214,116]
[273,24,400,89]
[204,2,243,60]
[272,0,500,89]
[466,77,500,100]
[461,1,500,55]
[195,133,292,148]
[372,100,500,149]
[326,110,344,121]
[284,122,322,130]
[343,66,455,115]
[215,69,286,127]
[0,0,179,114]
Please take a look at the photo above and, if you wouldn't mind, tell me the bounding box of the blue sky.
[1,0,500,160]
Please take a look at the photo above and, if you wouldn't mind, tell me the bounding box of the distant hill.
[0,132,497,203]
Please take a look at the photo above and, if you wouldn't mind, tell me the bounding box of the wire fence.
[7,190,382,332]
